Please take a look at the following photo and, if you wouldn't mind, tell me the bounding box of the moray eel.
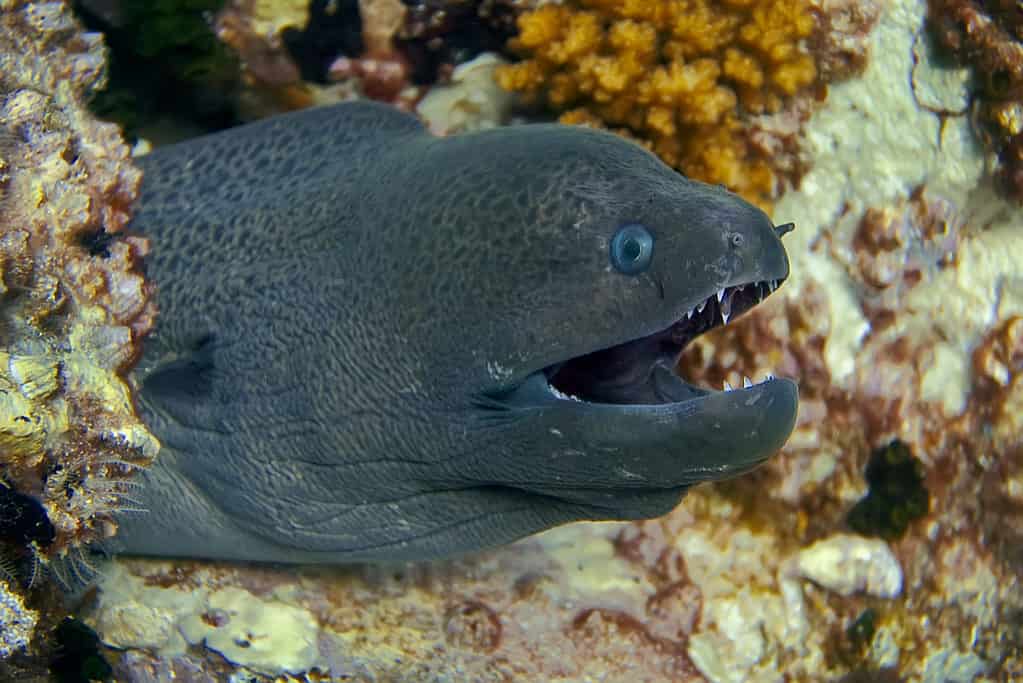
[111,101,798,564]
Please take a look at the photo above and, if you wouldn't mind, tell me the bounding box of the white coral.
[795,533,903,598]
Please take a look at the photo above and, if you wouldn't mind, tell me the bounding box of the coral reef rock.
[0,0,157,663]
[397,0,524,85]
[220,0,426,118]
[926,0,1023,202]
[216,0,527,122]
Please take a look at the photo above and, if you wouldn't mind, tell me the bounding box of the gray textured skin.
[111,101,798,564]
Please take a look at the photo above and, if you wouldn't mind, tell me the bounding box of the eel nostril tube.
[774,222,795,238]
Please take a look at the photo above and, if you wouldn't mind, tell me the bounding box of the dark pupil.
[622,238,642,261]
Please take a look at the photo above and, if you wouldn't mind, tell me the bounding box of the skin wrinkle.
[109,100,798,564]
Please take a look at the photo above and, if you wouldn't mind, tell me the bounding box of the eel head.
[436,125,800,520]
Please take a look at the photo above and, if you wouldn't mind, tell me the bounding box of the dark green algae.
[847,439,930,540]
[73,0,241,141]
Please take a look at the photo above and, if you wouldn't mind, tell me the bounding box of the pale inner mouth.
[545,278,782,405]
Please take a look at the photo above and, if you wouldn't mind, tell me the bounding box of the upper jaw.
[673,276,783,339]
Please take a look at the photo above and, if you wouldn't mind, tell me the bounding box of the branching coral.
[0,0,158,600]
[496,0,822,207]
[927,0,1023,201]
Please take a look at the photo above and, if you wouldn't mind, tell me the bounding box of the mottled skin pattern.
[112,101,798,563]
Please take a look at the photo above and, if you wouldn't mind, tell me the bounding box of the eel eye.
[610,223,654,275]
[729,232,745,248]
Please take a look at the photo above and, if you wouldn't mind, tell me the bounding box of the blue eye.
[610,223,654,274]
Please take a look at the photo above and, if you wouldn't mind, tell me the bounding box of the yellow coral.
[496,0,820,208]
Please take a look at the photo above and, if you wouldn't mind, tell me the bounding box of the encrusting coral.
[495,0,821,207]
[676,182,1023,677]
[0,0,158,661]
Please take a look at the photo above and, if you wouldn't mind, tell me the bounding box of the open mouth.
[544,276,784,405]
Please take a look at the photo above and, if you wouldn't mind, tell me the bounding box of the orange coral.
[496,0,820,208]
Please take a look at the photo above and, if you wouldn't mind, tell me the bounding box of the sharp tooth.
[686,307,694,319]
[743,376,752,388]
[697,300,707,313]
[766,373,775,381]
[770,280,778,291]
[716,288,726,302]
[723,381,733,392]
[719,289,733,324]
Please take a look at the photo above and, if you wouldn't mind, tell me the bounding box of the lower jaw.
[546,362,703,406]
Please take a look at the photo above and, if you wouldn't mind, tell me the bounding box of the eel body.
[111,101,798,563]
